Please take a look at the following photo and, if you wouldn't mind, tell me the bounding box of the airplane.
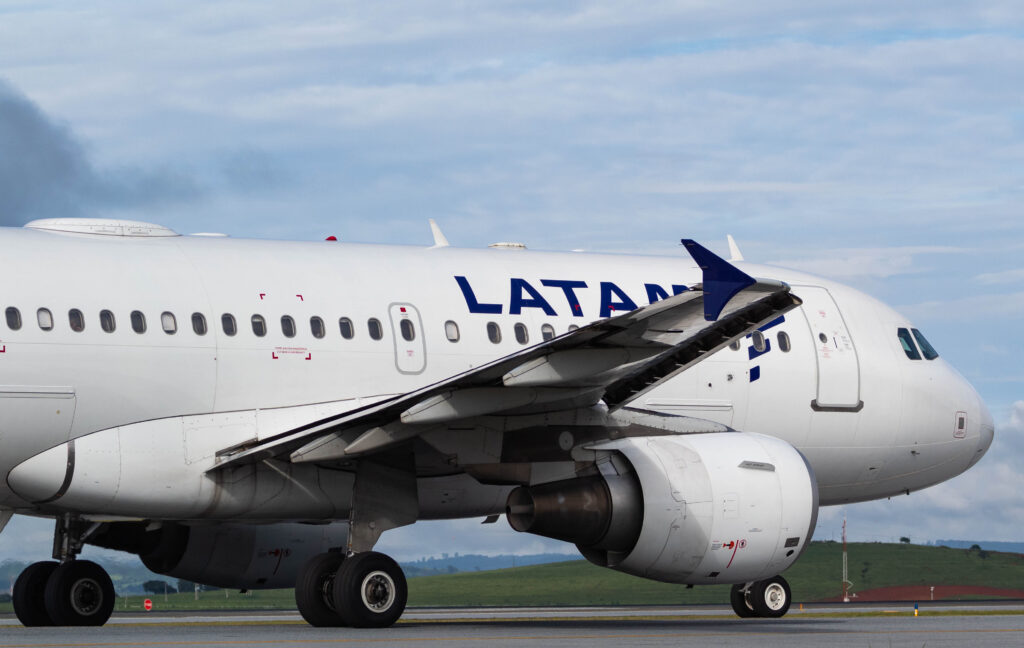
[0,217,993,628]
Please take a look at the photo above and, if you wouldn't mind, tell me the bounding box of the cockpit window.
[897,327,921,360]
[912,328,939,360]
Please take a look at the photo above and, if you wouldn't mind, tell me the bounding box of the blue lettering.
[509,278,557,315]
[645,283,669,303]
[541,279,588,317]
[455,276,502,314]
[600,282,638,317]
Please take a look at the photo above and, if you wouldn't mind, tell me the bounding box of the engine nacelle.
[507,432,818,585]
[88,521,347,589]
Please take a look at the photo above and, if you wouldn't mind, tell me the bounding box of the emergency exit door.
[389,303,426,375]
[796,286,862,410]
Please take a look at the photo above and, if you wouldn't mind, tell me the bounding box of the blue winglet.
[681,238,757,321]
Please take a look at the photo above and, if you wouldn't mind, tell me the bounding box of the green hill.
[408,541,1024,606]
[1,542,1020,612]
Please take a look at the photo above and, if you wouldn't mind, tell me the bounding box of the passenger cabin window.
[367,318,383,340]
[897,327,921,360]
[541,323,555,341]
[281,315,296,338]
[339,317,354,340]
[400,319,415,342]
[514,323,529,345]
[251,314,267,337]
[99,310,116,333]
[729,340,741,351]
[5,307,21,330]
[192,313,207,335]
[752,330,766,353]
[221,314,237,336]
[487,322,502,344]
[567,324,579,332]
[68,309,85,332]
[37,308,53,331]
[161,312,177,334]
[912,329,939,360]
[310,316,325,339]
[131,311,146,334]
[445,320,460,342]
[777,331,791,352]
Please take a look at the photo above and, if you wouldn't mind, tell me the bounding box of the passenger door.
[796,286,861,410]
[388,303,426,375]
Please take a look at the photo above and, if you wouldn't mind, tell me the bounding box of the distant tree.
[446,565,458,574]
[177,579,196,594]
[899,537,910,544]
[143,580,175,595]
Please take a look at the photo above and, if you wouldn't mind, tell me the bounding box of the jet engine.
[507,432,818,584]
[88,521,347,589]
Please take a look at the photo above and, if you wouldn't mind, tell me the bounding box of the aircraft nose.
[969,391,994,468]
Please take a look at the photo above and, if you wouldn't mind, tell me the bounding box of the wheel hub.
[69,577,102,616]
[763,582,786,611]
[360,570,396,613]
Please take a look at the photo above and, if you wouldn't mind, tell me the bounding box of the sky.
[0,1,1022,564]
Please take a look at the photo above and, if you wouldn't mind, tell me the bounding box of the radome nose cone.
[7,443,70,503]
[970,396,995,468]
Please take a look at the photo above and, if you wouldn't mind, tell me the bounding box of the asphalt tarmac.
[0,603,1021,647]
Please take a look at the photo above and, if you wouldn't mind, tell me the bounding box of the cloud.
[766,246,964,280]
[0,78,205,226]
[974,268,1024,285]
[900,291,1024,322]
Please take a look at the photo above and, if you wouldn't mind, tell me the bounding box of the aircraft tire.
[43,560,115,626]
[750,575,791,618]
[13,561,59,626]
[295,552,347,627]
[729,583,756,618]
[333,551,407,628]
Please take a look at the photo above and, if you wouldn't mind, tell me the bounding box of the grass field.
[1,542,1020,613]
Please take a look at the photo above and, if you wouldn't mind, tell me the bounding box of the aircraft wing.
[211,240,801,470]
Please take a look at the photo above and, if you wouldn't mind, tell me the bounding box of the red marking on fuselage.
[726,539,743,568]
[0,345,5,353]
[305,353,312,360]
[296,294,304,301]
[271,352,279,359]
[259,293,266,300]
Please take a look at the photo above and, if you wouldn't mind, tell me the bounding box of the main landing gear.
[295,454,417,628]
[730,575,792,618]
[12,516,116,627]
[295,550,408,628]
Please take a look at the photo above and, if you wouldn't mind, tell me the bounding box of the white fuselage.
[0,224,993,518]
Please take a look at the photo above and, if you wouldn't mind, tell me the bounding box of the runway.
[1,604,1022,647]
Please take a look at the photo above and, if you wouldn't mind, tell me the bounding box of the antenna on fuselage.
[429,219,450,248]
[726,234,744,262]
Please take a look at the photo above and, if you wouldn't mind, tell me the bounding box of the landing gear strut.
[295,454,417,628]
[730,575,792,618]
[12,515,115,627]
